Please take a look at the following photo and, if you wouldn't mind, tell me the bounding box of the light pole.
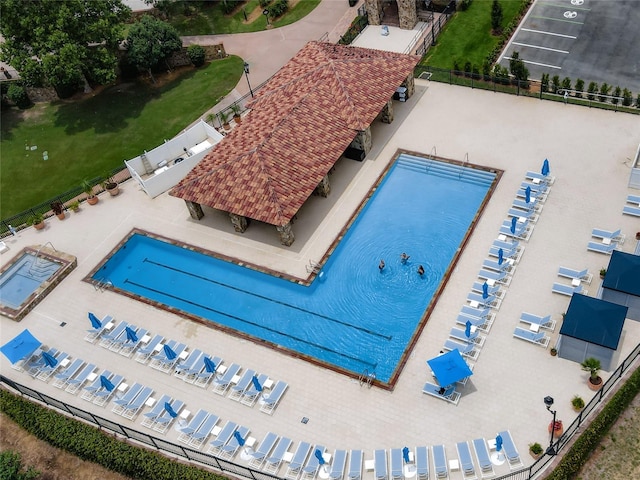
[243,62,254,98]
[544,396,557,455]
[263,9,270,27]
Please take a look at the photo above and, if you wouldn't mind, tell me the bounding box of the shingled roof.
[170,41,420,227]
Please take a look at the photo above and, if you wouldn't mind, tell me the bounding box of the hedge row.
[484,0,532,66]
[544,366,640,480]
[0,390,225,480]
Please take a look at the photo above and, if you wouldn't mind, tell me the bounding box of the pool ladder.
[460,152,469,179]
[306,260,321,274]
[28,242,57,276]
[93,278,113,292]
[359,369,376,388]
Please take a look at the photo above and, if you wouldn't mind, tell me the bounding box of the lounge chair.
[301,445,326,480]
[329,450,348,480]
[189,355,223,386]
[493,237,521,250]
[488,245,521,263]
[467,292,501,310]
[348,450,363,480]
[149,341,188,373]
[481,258,512,272]
[520,180,548,194]
[525,170,555,184]
[284,441,312,480]
[24,347,58,377]
[558,266,592,284]
[432,445,448,479]
[174,349,203,379]
[520,312,556,330]
[93,373,125,406]
[81,369,112,402]
[64,363,97,394]
[153,399,184,433]
[460,305,493,319]
[478,269,511,285]
[120,386,153,420]
[36,351,70,381]
[263,437,293,474]
[471,439,495,479]
[98,320,129,348]
[84,315,114,343]
[207,421,239,455]
[456,441,477,480]
[443,340,478,360]
[627,194,640,205]
[622,205,640,217]
[177,408,210,444]
[512,198,540,212]
[118,328,150,357]
[248,432,279,469]
[108,325,141,353]
[456,314,493,333]
[507,208,538,223]
[415,447,429,480]
[450,327,484,346]
[552,282,586,296]
[212,363,241,395]
[591,227,624,243]
[422,382,460,405]
[228,368,257,401]
[497,431,524,470]
[516,187,546,203]
[141,394,172,428]
[390,449,403,480]
[218,425,250,460]
[513,327,550,348]
[52,358,85,388]
[134,334,164,364]
[587,241,618,255]
[112,382,144,412]
[188,414,220,449]
[373,449,388,480]
[471,281,503,297]
[240,373,269,407]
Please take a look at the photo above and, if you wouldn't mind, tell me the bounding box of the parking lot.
[499,0,640,93]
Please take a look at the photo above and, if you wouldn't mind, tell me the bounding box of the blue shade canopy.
[510,216,517,235]
[251,375,263,392]
[203,356,217,373]
[42,351,57,368]
[426,349,473,387]
[125,326,138,343]
[496,434,503,452]
[402,447,410,463]
[164,402,178,418]
[163,344,177,360]
[498,248,504,265]
[0,329,42,364]
[542,158,550,176]
[525,185,531,204]
[315,449,325,465]
[603,250,640,296]
[88,312,101,329]
[100,375,115,391]
[234,430,246,446]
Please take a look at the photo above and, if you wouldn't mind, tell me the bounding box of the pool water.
[94,155,496,382]
[0,253,61,309]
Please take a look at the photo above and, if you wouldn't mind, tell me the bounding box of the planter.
[233,114,242,125]
[105,184,120,197]
[222,122,231,131]
[529,448,543,460]
[56,213,66,220]
[588,376,603,391]
[87,196,99,206]
[550,348,558,356]
[636,232,640,240]
[548,421,564,438]
[33,221,45,230]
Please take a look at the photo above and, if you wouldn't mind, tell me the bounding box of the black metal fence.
[414,11,453,56]
[2,341,639,480]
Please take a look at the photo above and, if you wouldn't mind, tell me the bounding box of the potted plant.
[550,347,558,356]
[101,173,120,197]
[636,231,640,241]
[219,110,231,131]
[50,201,66,220]
[27,212,45,230]
[581,357,603,390]
[599,268,607,279]
[528,442,543,460]
[67,200,80,213]
[548,420,564,438]
[82,180,99,205]
[571,395,585,411]
[231,103,242,124]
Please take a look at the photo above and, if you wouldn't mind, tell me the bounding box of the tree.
[508,51,529,83]
[491,0,503,34]
[125,15,182,84]
[0,0,130,97]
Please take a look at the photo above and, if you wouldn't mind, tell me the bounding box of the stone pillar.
[229,213,248,233]
[365,0,383,26]
[314,174,331,197]
[397,0,418,30]
[402,73,415,98]
[380,99,394,124]
[277,222,295,246]
[185,201,204,220]
[350,127,372,155]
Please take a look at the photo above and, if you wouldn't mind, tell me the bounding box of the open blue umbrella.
[164,402,178,418]
[497,248,504,265]
[0,329,42,364]
[163,344,177,360]
[465,320,472,339]
[125,326,138,343]
[402,447,410,463]
[525,185,531,204]
[88,312,102,329]
[203,356,217,373]
[496,434,503,452]
[100,375,115,391]
[427,349,473,387]
[510,216,517,235]
[234,430,246,447]
[482,282,489,300]
[251,375,263,392]
[315,449,325,465]
[542,158,550,176]
[42,351,57,368]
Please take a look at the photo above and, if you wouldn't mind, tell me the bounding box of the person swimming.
[417,265,425,276]
[400,252,410,264]
[379,260,385,271]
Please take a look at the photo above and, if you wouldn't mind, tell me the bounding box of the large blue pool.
[93,155,496,383]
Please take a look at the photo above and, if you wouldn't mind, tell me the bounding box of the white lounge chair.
[456,441,477,480]
[558,266,592,284]
[118,328,149,357]
[507,208,538,223]
[471,281,503,297]
[478,269,511,285]
[284,441,312,480]
[263,437,293,474]
[443,340,478,359]
[516,187,546,203]
[482,258,513,272]
[84,315,114,344]
[212,363,241,395]
[513,327,550,348]
[525,170,555,185]
[520,180,548,194]
[552,282,586,296]
[348,450,363,480]
[177,408,210,444]
[93,373,124,406]
[627,194,640,205]
[112,382,144,413]
[467,292,501,310]
[415,447,429,480]
[52,358,84,388]
[0,241,9,254]
[461,305,493,319]
[587,241,618,255]
[623,205,640,217]
[218,425,250,460]
[260,380,288,415]
[64,363,97,394]
[141,394,172,428]
[390,448,403,480]
[591,227,624,243]
[422,382,460,405]
[520,312,556,330]
[228,368,257,401]
[174,349,203,379]
[240,373,269,407]
[373,449,388,480]
[471,439,495,479]
[497,431,524,470]
[98,320,129,348]
[512,198,540,213]
[120,386,153,420]
[457,313,493,333]
[432,445,448,479]
[450,327,484,346]
[133,334,164,364]
[301,445,327,480]
[248,432,279,469]
[329,450,348,480]
[188,413,220,449]
[207,421,238,455]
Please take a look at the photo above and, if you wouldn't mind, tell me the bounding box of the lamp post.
[263,9,270,27]
[544,396,557,455]
[243,62,254,98]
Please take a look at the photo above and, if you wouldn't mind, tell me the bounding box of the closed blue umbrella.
[497,248,504,265]
[163,344,177,360]
[164,402,178,418]
[482,282,489,299]
[402,447,410,463]
[465,320,472,339]
[496,434,503,452]
[525,185,531,204]
[510,216,517,235]
[125,326,138,343]
[542,158,550,176]
[42,351,57,368]
[100,375,115,391]
[234,430,246,447]
[88,312,101,329]
[203,356,217,373]
[251,375,263,392]
[315,449,325,465]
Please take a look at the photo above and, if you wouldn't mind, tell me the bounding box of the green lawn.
[0,56,244,218]
[423,0,525,69]
[167,0,321,36]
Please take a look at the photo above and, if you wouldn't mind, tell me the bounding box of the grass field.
[0,56,243,219]
[423,0,524,69]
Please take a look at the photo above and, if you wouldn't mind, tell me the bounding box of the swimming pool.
[92,154,497,384]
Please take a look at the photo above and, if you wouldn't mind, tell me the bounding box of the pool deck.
[2,82,640,478]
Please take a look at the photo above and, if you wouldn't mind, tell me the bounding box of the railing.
[414,11,453,56]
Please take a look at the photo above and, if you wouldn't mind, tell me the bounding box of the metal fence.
[2,341,639,480]
[414,11,453,56]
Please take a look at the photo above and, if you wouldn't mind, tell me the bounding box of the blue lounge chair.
[513,327,550,348]
[493,238,521,251]
[118,328,149,357]
[558,266,592,284]
[134,334,164,364]
[348,450,363,480]
[457,313,493,333]
[497,431,524,470]
[174,349,203,378]
[93,373,125,406]
[84,314,114,343]
[516,187,546,203]
[25,348,58,377]
[627,194,640,204]
[592,227,624,243]
[36,351,70,381]
[507,208,538,223]
[208,421,238,455]
[219,425,250,460]
[98,320,129,348]
[120,385,153,420]
[443,340,478,359]
[432,445,448,479]
[301,445,326,480]
[284,441,312,480]
[228,368,257,401]
[467,292,501,309]
[587,241,618,254]
[488,245,519,262]
[450,327,484,346]
[520,180,548,194]
[113,382,144,408]
[551,282,586,296]
[212,363,241,395]
[329,450,348,480]
[150,341,188,373]
[188,413,220,449]
[177,408,210,443]
[478,269,510,285]
[471,439,494,478]
[153,398,184,433]
[461,305,493,319]
[415,447,429,480]
[481,259,512,272]
[248,432,279,469]
[471,281,502,296]
[263,437,293,474]
[622,205,640,217]
[525,170,555,184]
[52,358,84,388]
[422,381,460,405]
[512,198,539,212]
[81,369,111,401]
[65,363,97,394]
[141,394,172,427]
[240,373,269,407]
[520,312,556,330]
[373,449,388,480]
[190,355,223,386]
[390,449,403,480]
[456,441,477,479]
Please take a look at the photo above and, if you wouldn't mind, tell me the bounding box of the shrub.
[464,61,472,77]
[187,44,206,67]
[636,93,640,108]
[7,83,31,108]
[561,77,571,92]
[587,81,598,100]
[611,86,621,105]
[508,51,529,83]
[459,0,472,11]
[529,442,543,455]
[453,60,461,74]
[551,75,560,94]
[220,0,242,14]
[574,79,584,98]
[491,0,503,34]
[0,451,39,480]
[268,0,288,18]
[598,83,611,102]
[540,73,549,93]
[622,88,632,106]
[259,0,271,6]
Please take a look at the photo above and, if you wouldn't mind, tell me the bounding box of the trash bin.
[394,87,407,102]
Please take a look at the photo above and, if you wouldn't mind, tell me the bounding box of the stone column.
[277,222,295,246]
[350,127,372,155]
[402,73,416,98]
[365,0,382,26]
[380,99,394,124]
[314,174,331,197]
[397,0,418,30]
[185,201,204,220]
[229,213,248,233]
